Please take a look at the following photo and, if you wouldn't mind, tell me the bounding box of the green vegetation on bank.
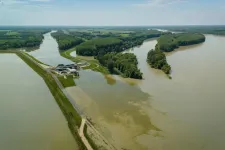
[23,52,50,66]
[57,75,76,88]
[157,33,205,52]
[76,37,122,56]
[76,30,163,56]
[8,51,86,150]
[147,50,171,74]
[147,33,205,74]
[0,29,49,49]
[84,124,99,150]
[51,31,84,51]
[97,52,143,79]
[60,49,109,74]
[55,29,164,79]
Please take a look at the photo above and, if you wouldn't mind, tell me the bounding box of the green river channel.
[28,32,225,150]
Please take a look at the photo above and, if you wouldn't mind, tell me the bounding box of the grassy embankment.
[23,52,50,66]
[0,50,86,150]
[60,47,109,74]
[84,124,99,150]
[57,75,76,88]
[24,52,76,88]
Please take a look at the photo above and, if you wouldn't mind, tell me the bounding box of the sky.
[0,0,225,26]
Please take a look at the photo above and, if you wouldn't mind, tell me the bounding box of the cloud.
[133,0,188,8]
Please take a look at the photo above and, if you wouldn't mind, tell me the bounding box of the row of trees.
[0,30,49,49]
[51,31,84,51]
[97,52,143,79]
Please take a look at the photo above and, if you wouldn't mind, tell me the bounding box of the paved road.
[79,119,94,150]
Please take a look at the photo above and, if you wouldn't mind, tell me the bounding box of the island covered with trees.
[0,29,49,50]
[147,33,205,74]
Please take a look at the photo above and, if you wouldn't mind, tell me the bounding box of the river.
[67,35,225,150]
[28,32,225,150]
[0,54,78,150]
[29,31,72,66]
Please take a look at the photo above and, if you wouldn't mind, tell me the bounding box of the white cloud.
[133,0,188,8]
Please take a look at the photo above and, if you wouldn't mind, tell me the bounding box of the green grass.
[84,124,99,150]
[2,51,86,150]
[60,48,109,74]
[23,52,50,66]
[58,75,76,88]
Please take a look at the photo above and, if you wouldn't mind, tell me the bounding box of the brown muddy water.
[0,54,78,150]
[66,35,225,150]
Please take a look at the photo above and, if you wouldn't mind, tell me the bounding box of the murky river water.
[67,35,225,150]
[29,31,72,66]
[0,54,78,150]
[29,32,225,150]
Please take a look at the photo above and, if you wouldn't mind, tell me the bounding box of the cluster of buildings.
[54,63,79,76]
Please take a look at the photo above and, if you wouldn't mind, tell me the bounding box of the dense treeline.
[76,30,163,56]
[157,33,205,52]
[51,31,84,51]
[147,33,205,75]
[147,50,171,74]
[119,30,163,48]
[0,29,49,49]
[76,37,123,56]
[97,52,143,79]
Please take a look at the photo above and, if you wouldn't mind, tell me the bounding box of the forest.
[0,29,49,49]
[147,33,205,74]
[157,33,205,52]
[51,31,84,50]
[54,29,164,79]
[97,52,143,79]
[76,30,164,56]
[76,37,123,56]
[147,50,171,74]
